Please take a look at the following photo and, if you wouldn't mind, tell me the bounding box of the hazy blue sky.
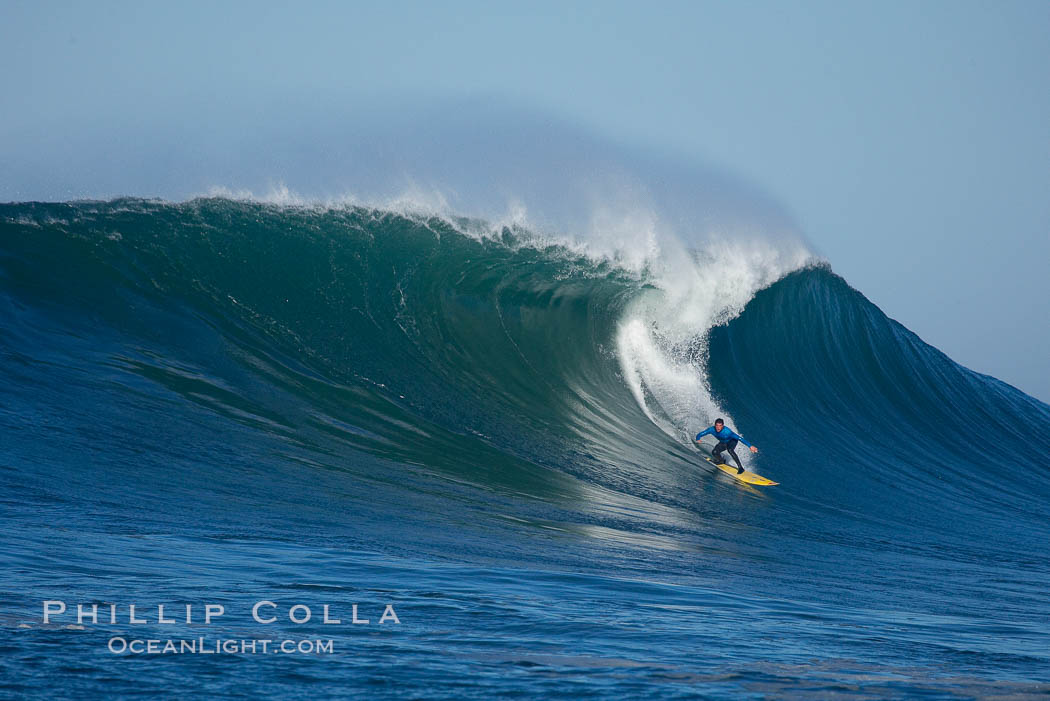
[2,0,1048,400]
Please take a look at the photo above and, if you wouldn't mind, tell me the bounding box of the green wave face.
[0,199,674,502]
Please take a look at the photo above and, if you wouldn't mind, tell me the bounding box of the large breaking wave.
[2,197,1046,521]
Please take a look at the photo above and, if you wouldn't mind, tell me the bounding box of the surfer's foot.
[736,466,744,474]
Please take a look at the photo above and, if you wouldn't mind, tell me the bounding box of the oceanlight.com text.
[108,637,335,655]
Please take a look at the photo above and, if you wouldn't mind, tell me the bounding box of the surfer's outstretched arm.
[727,429,759,453]
[695,427,714,442]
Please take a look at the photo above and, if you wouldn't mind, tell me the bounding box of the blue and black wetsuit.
[696,424,752,471]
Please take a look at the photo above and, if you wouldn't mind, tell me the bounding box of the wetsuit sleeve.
[695,427,713,441]
[728,430,752,448]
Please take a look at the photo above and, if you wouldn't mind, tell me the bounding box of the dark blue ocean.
[2,198,1048,699]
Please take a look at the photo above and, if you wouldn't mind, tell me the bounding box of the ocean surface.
[1,197,1048,699]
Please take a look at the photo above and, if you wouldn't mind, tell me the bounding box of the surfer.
[695,418,758,474]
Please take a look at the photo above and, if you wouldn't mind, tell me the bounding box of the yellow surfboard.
[704,456,779,486]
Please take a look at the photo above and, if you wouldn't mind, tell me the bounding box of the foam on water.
[617,235,815,455]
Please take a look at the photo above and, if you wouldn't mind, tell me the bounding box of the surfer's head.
[714,419,724,428]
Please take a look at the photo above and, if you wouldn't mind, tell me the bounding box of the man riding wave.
[696,418,758,474]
